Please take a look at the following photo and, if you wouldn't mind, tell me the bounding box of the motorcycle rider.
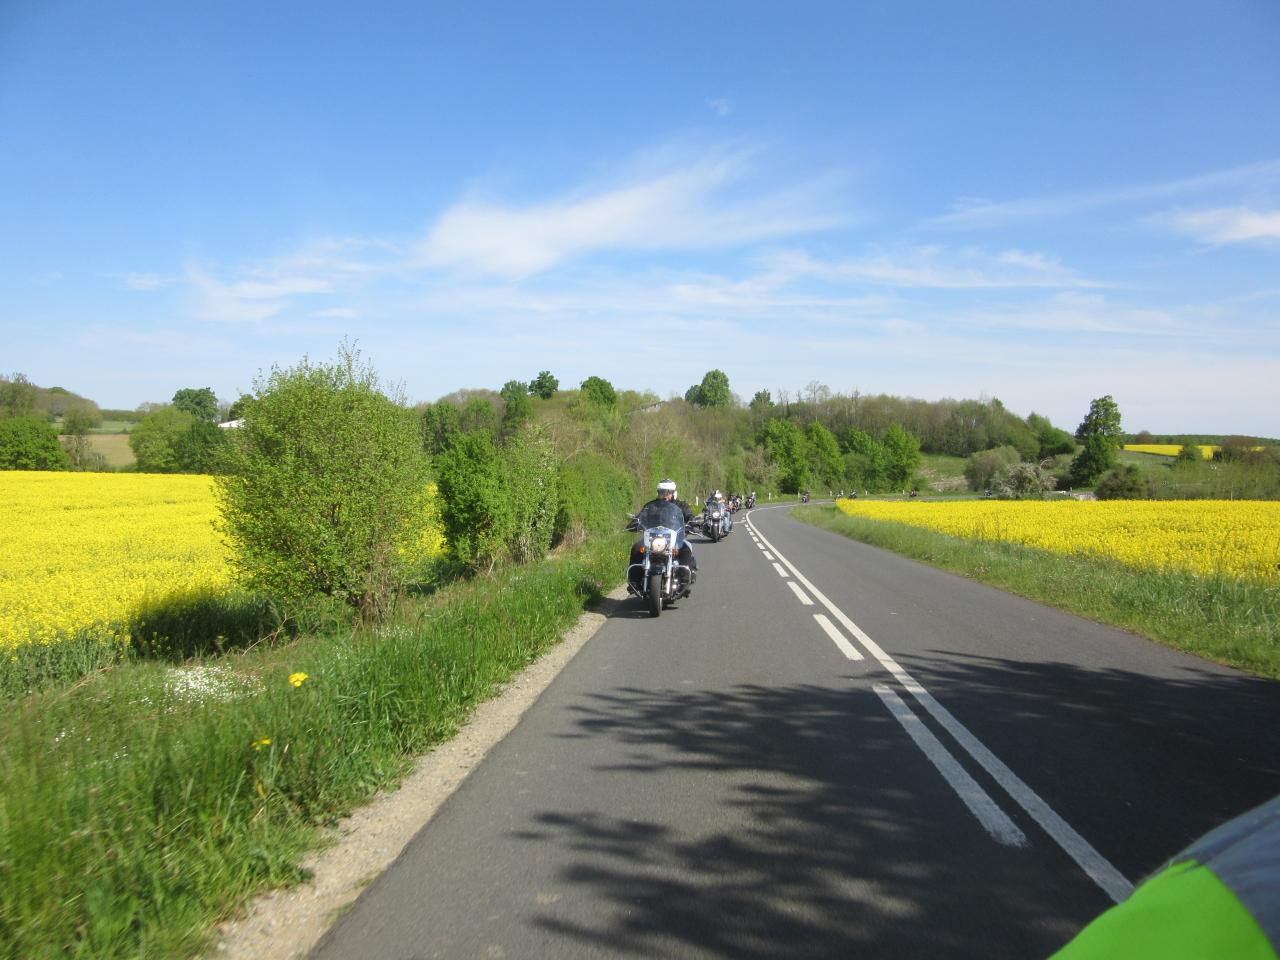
[706,489,733,534]
[628,479,697,594]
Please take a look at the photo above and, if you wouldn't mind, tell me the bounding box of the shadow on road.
[513,681,1095,959]
[508,651,1280,959]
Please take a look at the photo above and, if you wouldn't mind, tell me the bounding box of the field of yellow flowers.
[0,473,232,647]
[835,498,1280,582]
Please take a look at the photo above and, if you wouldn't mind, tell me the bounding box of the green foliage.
[579,375,617,408]
[964,445,1022,491]
[686,369,732,408]
[806,420,843,488]
[216,347,432,621]
[460,396,498,434]
[1027,412,1076,458]
[61,402,101,435]
[1069,433,1118,488]
[503,426,561,563]
[173,420,231,474]
[129,406,196,472]
[554,453,636,546]
[1095,464,1151,500]
[171,386,219,423]
[420,400,463,455]
[434,429,513,572]
[0,416,69,470]
[1075,394,1123,443]
[762,418,811,493]
[0,535,625,960]
[0,373,39,419]
[749,389,773,411]
[529,370,559,399]
[500,380,533,433]
[882,423,923,488]
[227,393,253,421]
[1069,395,1124,487]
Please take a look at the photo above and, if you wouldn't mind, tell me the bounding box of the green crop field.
[88,433,135,468]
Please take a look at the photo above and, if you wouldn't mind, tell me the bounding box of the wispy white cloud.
[416,151,846,278]
[1163,206,1280,244]
[706,98,734,117]
[929,158,1280,229]
[758,246,1106,290]
[124,273,168,291]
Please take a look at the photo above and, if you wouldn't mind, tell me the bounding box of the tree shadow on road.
[513,681,1099,959]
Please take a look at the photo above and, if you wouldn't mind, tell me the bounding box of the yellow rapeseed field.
[835,498,1280,582]
[1,472,231,647]
[1123,444,1216,459]
[1,472,447,648]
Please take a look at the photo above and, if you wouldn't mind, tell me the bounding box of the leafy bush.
[435,429,513,572]
[964,445,1021,491]
[128,406,196,472]
[503,425,559,563]
[554,453,636,546]
[217,346,432,621]
[0,416,69,470]
[1095,465,1152,500]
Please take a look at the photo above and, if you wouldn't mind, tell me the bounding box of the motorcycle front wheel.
[647,573,663,617]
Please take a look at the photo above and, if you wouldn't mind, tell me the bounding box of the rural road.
[310,503,1280,959]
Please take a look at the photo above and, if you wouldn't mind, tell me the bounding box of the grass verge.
[0,533,628,960]
[794,505,1280,679]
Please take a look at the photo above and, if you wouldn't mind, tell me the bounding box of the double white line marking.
[747,513,1134,903]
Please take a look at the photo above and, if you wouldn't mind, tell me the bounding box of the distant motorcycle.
[745,493,756,509]
[626,502,694,617]
[702,499,732,542]
[800,492,810,504]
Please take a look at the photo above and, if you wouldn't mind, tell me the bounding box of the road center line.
[875,684,1027,847]
[763,550,775,560]
[747,515,1134,903]
[813,613,863,661]
[771,562,788,578]
[786,581,814,605]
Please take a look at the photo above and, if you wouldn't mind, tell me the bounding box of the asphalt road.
[311,503,1280,959]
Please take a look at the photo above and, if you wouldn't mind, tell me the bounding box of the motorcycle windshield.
[636,500,686,534]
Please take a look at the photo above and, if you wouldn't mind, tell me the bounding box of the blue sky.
[3,0,1278,435]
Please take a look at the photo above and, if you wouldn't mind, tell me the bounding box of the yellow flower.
[288,672,309,688]
[251,737,272,751]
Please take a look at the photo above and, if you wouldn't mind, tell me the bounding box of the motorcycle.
[702,499,732,542]
[626,501,695,617]
[745,493,756,509]
[800,492,810,504]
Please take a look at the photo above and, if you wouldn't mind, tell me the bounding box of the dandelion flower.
[288,672,309,688]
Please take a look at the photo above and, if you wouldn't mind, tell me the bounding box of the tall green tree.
[217,346,431,620]
[882,423,923,489]
[1069,395,1123,487]
[749,389,774,412]
[579,376,617,408]
[500,380,533,432]
[171,387,219,423]
[686,369,732,408]
[806,420,844,488]
[529,370,559,399]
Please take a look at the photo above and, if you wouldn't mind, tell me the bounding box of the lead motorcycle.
[626,500,694,617]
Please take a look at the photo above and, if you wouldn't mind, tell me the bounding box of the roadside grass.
[795,505,1280,679]
[0,533,629,960]
[917,453,968,494]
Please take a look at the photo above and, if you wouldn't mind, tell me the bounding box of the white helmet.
[657,478,677,497]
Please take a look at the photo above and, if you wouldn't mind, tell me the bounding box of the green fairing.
[1051,859,1275,960]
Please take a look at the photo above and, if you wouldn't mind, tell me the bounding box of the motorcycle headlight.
[712,510,721,519]
[650,536,668,553]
